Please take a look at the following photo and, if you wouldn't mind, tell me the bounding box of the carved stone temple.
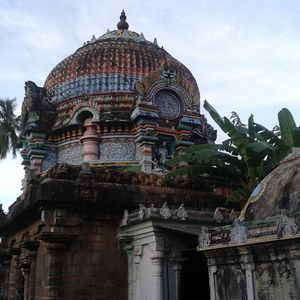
[0,11,224,300]
[1,10,298,300]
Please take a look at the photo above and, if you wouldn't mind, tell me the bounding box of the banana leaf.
[293,127,300,147]
[245,141,273,167]
[248,114,255,141]
[278,108,297,148]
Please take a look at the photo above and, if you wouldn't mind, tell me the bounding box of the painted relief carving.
[155,92,181,120]
[152,141,174,171]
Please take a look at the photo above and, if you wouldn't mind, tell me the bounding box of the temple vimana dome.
[0,11,222,300]
[19,10,215,174]
[5,10,299,300]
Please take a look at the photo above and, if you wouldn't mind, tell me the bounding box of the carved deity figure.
[154,141,174,173]
[20,81,56,137]
[158,142,168,166]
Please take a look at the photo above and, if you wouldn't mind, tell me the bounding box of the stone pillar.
[173,263,181,300]
[24,242,38,300]
[29,256,36,300]
[26,132,47,174]
[172,258,185,300]
[151,251,164,300]
[80,118,100,161]
[207,258,217,300]
[21,264,30,300]
[126,248,134,300]
[2,259,11,299]
[293,260,300,296]
[133,246,142,300]
[241,254,255,300]
[44,242,66,300]
[140,142,154,172]
[8,255,22,300]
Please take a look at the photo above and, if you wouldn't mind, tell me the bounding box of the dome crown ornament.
[117,10,129,30]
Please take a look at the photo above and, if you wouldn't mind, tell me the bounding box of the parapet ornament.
[176,204,188,220]
[120,210,129,226]
[20,81,56,137]
[230,219,248,244]
[213,207,224,222]
[160,202,171,219]
[139,204,147,220]
[198,226,211,248]
[147,204,156,217]
[277,209,298,238]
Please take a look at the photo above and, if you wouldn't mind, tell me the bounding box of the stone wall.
[1,216,127,300]
[202,240,300,300]
[59,219,127,299]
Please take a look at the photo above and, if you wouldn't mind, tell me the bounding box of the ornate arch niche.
[135,64,200,114]
[69,105,100,126]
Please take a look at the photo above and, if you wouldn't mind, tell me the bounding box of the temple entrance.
[180,249,210,300]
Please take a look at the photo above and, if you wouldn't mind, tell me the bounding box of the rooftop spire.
[117,9,129,30]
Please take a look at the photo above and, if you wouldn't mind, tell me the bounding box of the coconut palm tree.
[0,98,20,159]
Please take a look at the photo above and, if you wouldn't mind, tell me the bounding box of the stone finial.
[229,208,239,223]
[198,226,211,248]
[117,9,129,30]
[147,204,156,217]
[230,218,248,244]
[91,35,96,42]
[120,210,129,226]
[139,204,147,220]
[213,207,224,222]
[277,209,298,238]
[160,202,171,219]
[176,203,188,220]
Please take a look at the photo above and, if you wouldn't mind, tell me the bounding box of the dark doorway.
[180,249,210,300]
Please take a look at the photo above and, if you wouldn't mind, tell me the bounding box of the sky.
[0,0,300,211]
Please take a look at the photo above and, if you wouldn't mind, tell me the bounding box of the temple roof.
[44,11,199,104]
[240,147,300,221]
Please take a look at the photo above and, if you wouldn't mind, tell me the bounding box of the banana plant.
[167,100,299,207]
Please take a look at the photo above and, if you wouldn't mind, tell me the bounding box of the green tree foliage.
[0,98,20,159]
[167,100,300,207]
